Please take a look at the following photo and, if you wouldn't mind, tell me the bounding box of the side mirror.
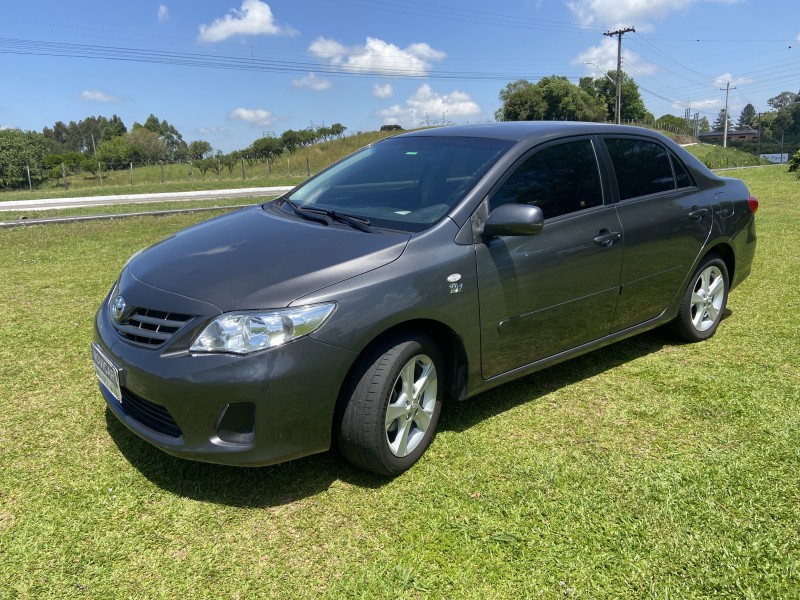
[482,204,544,237]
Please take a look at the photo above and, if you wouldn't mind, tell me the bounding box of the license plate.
[92,343,122,403]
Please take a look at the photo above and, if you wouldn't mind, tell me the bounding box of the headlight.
[190,303,336,354]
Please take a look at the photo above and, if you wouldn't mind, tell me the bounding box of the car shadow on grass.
[439,327,676,434]
[105,410,388,507]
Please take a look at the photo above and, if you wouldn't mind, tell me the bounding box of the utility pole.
[604,27,635,124]
[720,81,736,148]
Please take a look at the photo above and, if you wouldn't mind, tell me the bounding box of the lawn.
[0,168,797,598]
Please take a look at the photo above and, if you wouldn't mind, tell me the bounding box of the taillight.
[747,195,759,214]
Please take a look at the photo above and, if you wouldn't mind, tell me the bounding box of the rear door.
[600,137,713,330]
[476,137,623,379]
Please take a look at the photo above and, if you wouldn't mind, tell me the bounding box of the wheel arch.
[332,319,469,431]
[703,241,735,283]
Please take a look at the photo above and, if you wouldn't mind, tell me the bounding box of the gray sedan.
[93,122,758,476]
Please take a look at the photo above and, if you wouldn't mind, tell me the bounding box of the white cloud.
[377,84,481,128]
[196,126,229,135]
[198,0,295,43]
[567,0,740,27]
[672,98,719,112]
[292,73,333,91]
[713,73,754,87]
[79,90,120,103]
[373,83,394,99]
[309,37,446,77]
[574,37,656,75]
[157,5,170,22]
[228,107,276,127]
[0,125,14,131]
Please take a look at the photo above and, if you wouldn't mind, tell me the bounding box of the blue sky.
[1,0,798,152]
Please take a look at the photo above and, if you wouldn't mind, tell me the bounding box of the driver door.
[476,137,623,378]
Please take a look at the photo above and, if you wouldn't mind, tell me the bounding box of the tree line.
[495,72,800,155]
[4,74,800,190]
[0,114,347,189]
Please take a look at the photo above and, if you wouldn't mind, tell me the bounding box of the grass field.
[1,168,798,598]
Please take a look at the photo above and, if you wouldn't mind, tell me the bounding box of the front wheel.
[670,254,729,342]
[337,334,443,477]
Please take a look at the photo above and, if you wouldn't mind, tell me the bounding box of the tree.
[579,72,652,122]
[187,140,213,160]
[96,135,136,168]
[495,79,546,121]
[656,114,692,134]
[219,151,239,175]
[100,115,127,142]
[737,104,757,129]
[249,136,283,165]
[496,76,606,123]
[329,123,347,138]
[281,129,303,154]
[767,91,799,111]
[128,127,167,164]
[698,116,711,134]
[712,109,732,132]
[133,114,188,161]
[0,128,49,188]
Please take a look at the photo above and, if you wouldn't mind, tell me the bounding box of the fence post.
[26,164,32,191]
[241,157,246,180]
[306,157,310,176]
[160,160,165,184]
[61,163,67,190]
[190,159,194,182]
[287,157,290,177]
[130,162,133,185]
[98,162,103,186]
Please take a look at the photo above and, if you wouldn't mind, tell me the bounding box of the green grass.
[1,170,798,598]
[685,143,768,169]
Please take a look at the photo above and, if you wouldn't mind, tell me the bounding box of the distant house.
[698,129,760,144]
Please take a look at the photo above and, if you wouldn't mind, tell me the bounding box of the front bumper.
[94,303,356,467]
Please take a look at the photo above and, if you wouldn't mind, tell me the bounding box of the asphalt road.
[0,186,294,212]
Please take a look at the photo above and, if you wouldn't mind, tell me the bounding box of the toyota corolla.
[93,122,757,476]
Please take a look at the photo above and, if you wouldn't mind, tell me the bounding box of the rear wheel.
[670,254,729,342]
[337,334,443,476]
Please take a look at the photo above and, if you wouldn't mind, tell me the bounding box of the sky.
[1,0,798,152]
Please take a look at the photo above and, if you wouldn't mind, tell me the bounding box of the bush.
[788,149,800,173]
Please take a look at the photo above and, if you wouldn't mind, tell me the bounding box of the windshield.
[285,135,513,232]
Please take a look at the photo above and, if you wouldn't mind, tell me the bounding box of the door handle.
[593,230,621,247]
[689,207,709,220]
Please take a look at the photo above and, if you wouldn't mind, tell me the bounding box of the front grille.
[121,388,182,438]
[113,308,194,347]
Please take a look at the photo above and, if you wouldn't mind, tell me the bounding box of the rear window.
[604,138,675,200]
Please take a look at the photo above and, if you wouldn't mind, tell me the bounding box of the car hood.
[127,205,411,311]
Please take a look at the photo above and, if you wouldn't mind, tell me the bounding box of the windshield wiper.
[282,198,329,227]
[283,199,373,233]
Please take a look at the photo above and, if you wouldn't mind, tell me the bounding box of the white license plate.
[92,343,122,403]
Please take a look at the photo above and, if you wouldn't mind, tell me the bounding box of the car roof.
[397,121,664,143]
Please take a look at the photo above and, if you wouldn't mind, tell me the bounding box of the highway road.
[0,186,293,212]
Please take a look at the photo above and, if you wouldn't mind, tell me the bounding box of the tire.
[337,334,444,477]
[670,254,729,342]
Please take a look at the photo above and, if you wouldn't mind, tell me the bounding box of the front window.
[285,136,513,232]
[490,139,604,218]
